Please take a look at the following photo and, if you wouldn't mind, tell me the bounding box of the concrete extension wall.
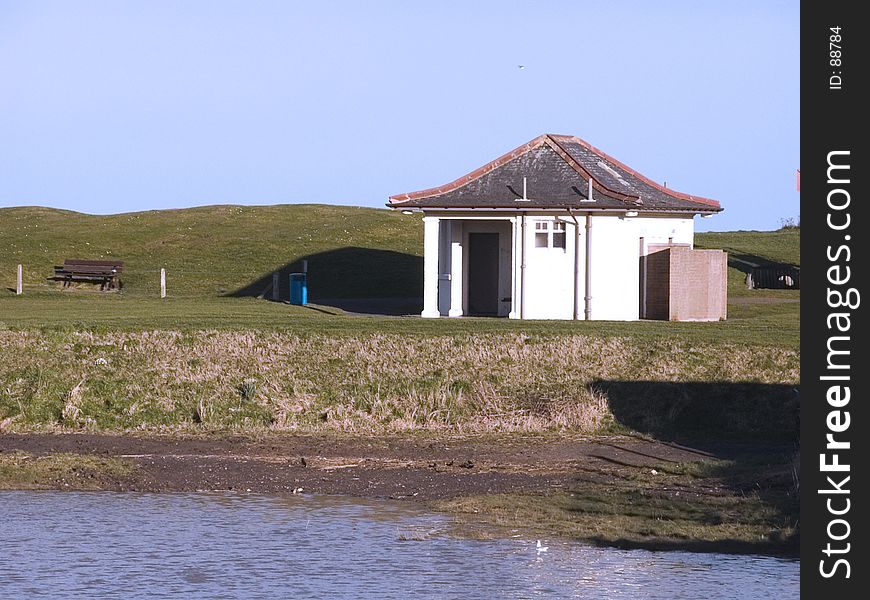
[667,246,728,321]
[643,248,671,321]
[643,246,727,321]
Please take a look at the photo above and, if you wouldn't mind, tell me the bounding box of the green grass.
[696,229,800,267]
[696,228,800,299]
[0,292,799,349]
[0,452,136,490]
[0,204,422,299]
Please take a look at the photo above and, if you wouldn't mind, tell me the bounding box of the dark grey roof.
[389,134,722,213]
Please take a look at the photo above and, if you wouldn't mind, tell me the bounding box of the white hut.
[389,134,727,321]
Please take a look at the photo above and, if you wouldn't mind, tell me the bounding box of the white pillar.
[448,221,463,317]
[160,268,166,299]
[518,214,529,319]
[509,218,519,318]
[421,216,440,318]
[584,214,592,320]
[16,264,23,295]
[437,223,451,313]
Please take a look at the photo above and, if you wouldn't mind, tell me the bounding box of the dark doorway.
[467,233,499,315]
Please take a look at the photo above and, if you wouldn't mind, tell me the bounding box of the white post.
[448,221,463,317]
[639,237,646,319]
[160,268,166,299]
[272,272,279,301]
[421,216,441,318]
[16,264,22,295]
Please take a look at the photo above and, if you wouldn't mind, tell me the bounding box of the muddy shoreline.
[0,433,799,556]
[1,432,726,498]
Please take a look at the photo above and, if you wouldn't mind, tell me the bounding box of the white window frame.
[533,220,567,250]
[534,221,549,248]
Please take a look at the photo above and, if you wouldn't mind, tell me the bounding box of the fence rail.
[747,266,800,290]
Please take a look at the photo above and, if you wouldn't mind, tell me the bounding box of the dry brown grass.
[0,330,799,435]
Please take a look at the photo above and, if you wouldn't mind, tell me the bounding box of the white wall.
[425,211,696,321]
[585,215,639,320]
[589,214,695,320]
[520,213,695,321]
[636,215,695,251]
[522,216,577,320]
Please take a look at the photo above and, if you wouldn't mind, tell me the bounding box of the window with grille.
[534,221,549,247]
[533,221,567,249]
[552,221,566,248]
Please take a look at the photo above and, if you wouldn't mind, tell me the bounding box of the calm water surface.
[0,491,798,599]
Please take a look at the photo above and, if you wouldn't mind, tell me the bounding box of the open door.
[467,233,499,315]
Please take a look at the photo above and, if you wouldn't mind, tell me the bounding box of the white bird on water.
[536,540,548,554]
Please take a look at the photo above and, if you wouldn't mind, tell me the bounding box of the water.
[0,491,798,599]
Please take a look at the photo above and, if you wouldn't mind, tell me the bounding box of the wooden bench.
[53,259,124,290]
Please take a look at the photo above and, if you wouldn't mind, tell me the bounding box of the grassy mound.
[0,204,421,299]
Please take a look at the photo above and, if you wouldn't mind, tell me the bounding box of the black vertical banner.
[802,2,868,596]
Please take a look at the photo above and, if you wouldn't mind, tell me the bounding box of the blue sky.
[1,1,798,231]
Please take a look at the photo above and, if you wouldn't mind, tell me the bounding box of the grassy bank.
[439,453,799,556]
[0,452,135,490]
[696,228,800,299]
[0,330,799,437]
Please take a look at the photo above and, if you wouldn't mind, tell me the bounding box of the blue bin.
[289,272,308,305]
